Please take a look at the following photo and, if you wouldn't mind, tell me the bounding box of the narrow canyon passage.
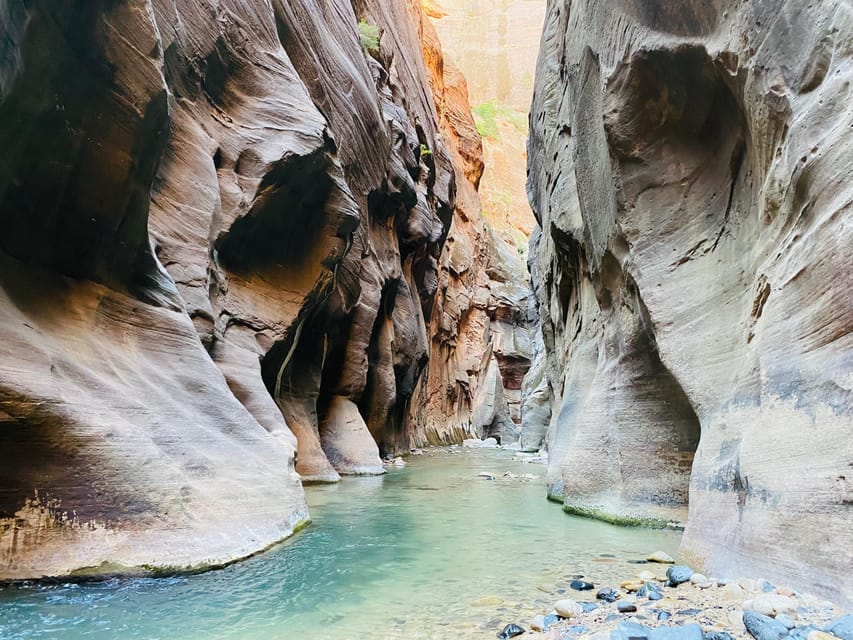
[0,0,852,638]
[0,450,680,640]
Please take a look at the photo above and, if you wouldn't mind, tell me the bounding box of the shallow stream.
[0,448,681,639]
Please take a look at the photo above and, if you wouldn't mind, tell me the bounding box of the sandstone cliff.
[526,0,853,603]
[0,0,528,580]
[411,12,534,446]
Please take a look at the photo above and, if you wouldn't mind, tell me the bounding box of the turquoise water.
[0,448,680,639]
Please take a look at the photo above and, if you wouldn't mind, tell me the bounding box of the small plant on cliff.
[419,143,432,158]
[358,19,380,55]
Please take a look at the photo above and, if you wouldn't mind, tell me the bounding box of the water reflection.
[0,449,680,639]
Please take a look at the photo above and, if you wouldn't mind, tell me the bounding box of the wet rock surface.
[525,0,853,604]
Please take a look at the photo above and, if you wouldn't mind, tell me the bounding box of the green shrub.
[471,101,527,141]
[357,19,380,54]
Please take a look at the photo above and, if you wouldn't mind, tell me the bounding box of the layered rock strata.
[526,0,853,603]
[411,14,534,446]
[0,0,529,579]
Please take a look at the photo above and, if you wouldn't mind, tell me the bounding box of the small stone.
[774,615,796,630]
[497,623,525,639]
[746,594,797,618]
[776,588,795,597]
[571,580,595,591]
[618,601,638,613]
[555,598,584,618]
[542,613,559,630]
[743,611,789,640]
[621,580,644,592]
[565,625,589,636]
[809,633,843,640]
[648,591,663,601]
[760,581,776,593]
[787,626,820,640]
[739,579,758,592]
[530,615,546,631]
[724,583,746,601]
[638,570,657,581]
[827,615,853,640]
[705,632,735,640]
[690,573,708,585]
[482,437,499,447]
[637,582,662,598]
[658,611,672,621]
[651,625,704,640]
[478,471,496,479]
[614,621,651,640]
[666,565,693,586]
[597,587,619,602]
[580,602,600,613]
[648,551,676,564]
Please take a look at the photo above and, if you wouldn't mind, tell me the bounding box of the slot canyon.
[0,0,850,638]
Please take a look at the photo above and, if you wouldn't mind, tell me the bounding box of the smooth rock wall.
[0,0,524,579]
[526,0,853,603]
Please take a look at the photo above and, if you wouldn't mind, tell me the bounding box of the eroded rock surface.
[0,0,530,579]
[526,0,853,603]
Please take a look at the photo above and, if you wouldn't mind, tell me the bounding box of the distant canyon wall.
[525,0,852,603]
[0,0,528,579]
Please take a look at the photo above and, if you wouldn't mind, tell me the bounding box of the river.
[0,448,681,639]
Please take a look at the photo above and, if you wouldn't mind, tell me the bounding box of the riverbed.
[0,448,681,639]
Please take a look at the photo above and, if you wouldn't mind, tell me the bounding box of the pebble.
[658,611,672,621]
[743,611,790,640]
[667,565,694,586]
[622,580,644,592]
[530,615,546,631]
[809,633,843,640]
[648,551,676,564]
[648,591,663,601]
[638,570,658,581]
[555,598,584,618]
[827,615,853,640]
[637,582,662,598]
[690,573,708,585]
[617,601,638,613]
[571,580,595,591]
[724,583,746,601]
[580,602,600,613]
[776,615,797,629]
[704,632,735,640]
[497,623,525,639]
[745,594,797,618]
[787,625,821,640]
[597,587,619,602]
[478,471,496,479]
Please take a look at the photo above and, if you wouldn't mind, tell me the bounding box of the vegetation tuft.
[357,19,380,55]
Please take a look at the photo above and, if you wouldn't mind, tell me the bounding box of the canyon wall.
[0,0,526,579]
[526,0,853,603]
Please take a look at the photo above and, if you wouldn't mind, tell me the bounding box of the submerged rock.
[597,587,620,602]
[497,623,525,639]
[648,551,675,564]
[571,580,595,591]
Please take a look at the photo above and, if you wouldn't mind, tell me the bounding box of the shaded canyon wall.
[0,0,529,579]
[525,0,853,603]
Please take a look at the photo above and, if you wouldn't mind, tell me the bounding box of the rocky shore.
[495,555,852,640]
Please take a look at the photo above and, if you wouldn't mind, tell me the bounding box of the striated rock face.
[410,14,533,446]
[0,0,507,579]
[526,0,852,603]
